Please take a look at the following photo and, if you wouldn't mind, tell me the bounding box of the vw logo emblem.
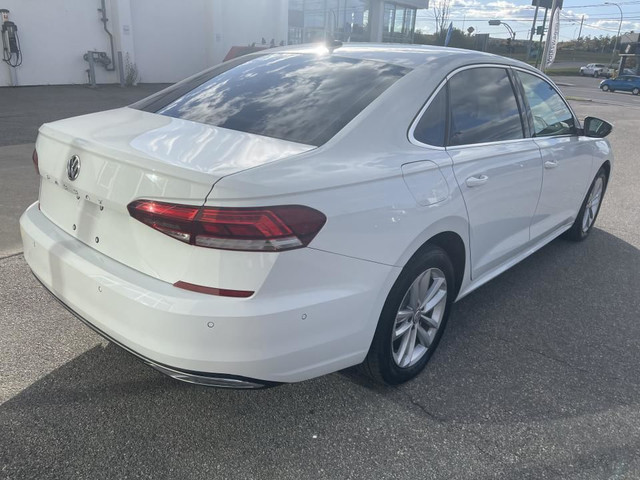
[67,155,81,181]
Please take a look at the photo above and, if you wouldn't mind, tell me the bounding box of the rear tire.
[633,87,639,96]
[563,168,608,242]
[362,246,455,385]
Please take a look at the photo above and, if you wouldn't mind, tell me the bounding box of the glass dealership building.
[288,0,428,45]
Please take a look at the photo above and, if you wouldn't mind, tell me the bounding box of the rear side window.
[516,71,576,137]
[135,53,410,146]
[448,67,524,146]
[413,86,447,147]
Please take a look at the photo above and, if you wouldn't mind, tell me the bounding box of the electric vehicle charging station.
[1,8,21,86]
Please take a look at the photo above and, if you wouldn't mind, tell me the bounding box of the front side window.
[516,71,576,137]
[447,67,524,146]
[135,53,410,146]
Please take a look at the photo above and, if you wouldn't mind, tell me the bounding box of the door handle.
[465,175,489,187]
[544,160,559,169]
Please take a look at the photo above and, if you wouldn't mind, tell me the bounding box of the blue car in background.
[600,75,640,95]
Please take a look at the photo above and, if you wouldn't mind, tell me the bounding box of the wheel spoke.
[395,308,413,323]
[420,313,439,330]
[394,321,412,340]
[582,210,590,231]
[396,328,412,365]
[420,277,445,311]
[417,324,432,346]
[409,276,422,309]
[403,327,417,366]
[422,289,446,314]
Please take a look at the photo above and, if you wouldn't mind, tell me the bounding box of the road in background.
[1,83,639,479]
[554,75,640,111]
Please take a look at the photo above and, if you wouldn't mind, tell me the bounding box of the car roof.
[264,43,536,72]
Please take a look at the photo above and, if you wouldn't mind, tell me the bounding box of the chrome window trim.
[408,78,448,151]
[408,63,532,150]
[445,136,540,151]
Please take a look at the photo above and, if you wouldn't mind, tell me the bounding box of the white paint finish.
[401,161,450,206]
[19,45,614,384]
[448,139,543,279]
[530,136,595,241]
[21,203,398,382]
[38,108,313,180]
[34,107,313,287]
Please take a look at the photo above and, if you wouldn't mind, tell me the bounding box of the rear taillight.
[32,149,39,175]
[127,200,326,252]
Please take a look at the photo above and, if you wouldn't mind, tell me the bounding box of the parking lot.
[1,77,640,479]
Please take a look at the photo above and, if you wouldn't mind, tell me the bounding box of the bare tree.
[433,0,451,36]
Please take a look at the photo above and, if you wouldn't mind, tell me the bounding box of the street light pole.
[489,19,515,40]
[605,2,623,69]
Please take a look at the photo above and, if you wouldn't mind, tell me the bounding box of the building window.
[382,2,417,43]
[288,0,371,45]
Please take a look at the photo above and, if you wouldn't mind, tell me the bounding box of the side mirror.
[583,116,613,138]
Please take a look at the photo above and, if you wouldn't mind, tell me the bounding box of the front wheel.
[633,87,639,95]
[363,246,455,385]
[564,168,608,241]
[601,84,610,92]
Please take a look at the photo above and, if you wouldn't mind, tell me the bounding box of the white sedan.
[20,44,613,388]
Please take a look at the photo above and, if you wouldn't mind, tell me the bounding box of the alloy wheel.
[582,177,604,233]
[391,268,447,368]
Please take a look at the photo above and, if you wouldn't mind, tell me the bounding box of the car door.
[622,76,636,92]
[610,76,625,90]
[513,69,595,242]
[444,66,543,279]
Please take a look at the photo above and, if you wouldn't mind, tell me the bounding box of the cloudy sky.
[414,0,640,40]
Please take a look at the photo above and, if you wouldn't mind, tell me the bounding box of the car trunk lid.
[35,107,314,282]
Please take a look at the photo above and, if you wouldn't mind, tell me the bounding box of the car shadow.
[354,227,640,421]
[2,228,639,478]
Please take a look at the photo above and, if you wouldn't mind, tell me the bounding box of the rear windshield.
[132,53,410,146]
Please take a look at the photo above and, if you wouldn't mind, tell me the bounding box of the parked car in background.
[580,63,613,77]
[600,75,640,95]
[20,45,614,388]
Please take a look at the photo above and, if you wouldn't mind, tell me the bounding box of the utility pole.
[578,15,584,40]
[605,2,623,68]
[528,0,541,59]
[534,7,548,69]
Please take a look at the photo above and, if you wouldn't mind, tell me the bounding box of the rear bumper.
[20,203,398,384]
[34,274,278,388]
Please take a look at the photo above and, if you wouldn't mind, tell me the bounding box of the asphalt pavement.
[1,78,640,479]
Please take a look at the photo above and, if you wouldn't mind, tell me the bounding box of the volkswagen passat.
[21,44,613,388]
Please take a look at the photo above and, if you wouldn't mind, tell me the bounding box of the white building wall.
[0,0,120,86]
[1,0,287,87]
[129,0,212,83]
[210,0,288,65]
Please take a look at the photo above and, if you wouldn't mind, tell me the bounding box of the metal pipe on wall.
[98,0,116,71]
